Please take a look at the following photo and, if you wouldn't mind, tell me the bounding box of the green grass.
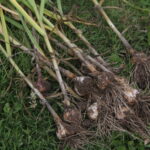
[0,0,150,149]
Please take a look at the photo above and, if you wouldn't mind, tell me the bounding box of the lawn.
[0,0,150,149]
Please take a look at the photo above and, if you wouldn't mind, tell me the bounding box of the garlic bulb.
[87,102,98,120]
[74,76,93,96]
[57,124,68,140]
[63,108,82,124]
[124,87,139,104]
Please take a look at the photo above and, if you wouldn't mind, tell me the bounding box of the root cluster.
[132,52,150,89]
[57,70,150,149]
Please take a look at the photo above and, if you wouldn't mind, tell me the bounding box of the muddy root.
[132,52,150,90]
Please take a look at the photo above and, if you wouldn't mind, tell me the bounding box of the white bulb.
[57,124,68,140]
[87,102,98,120]
[75,76,86,83]
[124,88,139,103]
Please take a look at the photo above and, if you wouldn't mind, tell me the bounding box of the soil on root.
[131,94,150,125]
[132,52,150,90]
[58,122,94,150]
[86,72,150,140]
[67,71,150,145]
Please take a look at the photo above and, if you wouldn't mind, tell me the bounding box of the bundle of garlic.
[0,0,150,149]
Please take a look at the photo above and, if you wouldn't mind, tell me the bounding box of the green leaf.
[27,0,42,25]
[111,140,122,146]
[23,129,30,135]
[5,16,24,30]
[137,145,145,150]
[3,103,11,113]
[56,0,63,15]
[116,146,126,150]
[148,26,150,46]
[0,0,4,3]
[9,0,45,36]
[27,0,35,7]
[128,141,134,146]
[0,8,12,55]
[0,120,4,127]
[14,103,22,112]
[19,0,31,8]
[109,53,122,64]
[21,16,43,54]
[40,0,46,21]
[123,0,150,13]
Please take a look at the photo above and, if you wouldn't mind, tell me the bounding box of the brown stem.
[50,31,96,73]
[35,51,43,80]
[49,36,74,56]
[49,36,83,76]
[44,66,82,100]
[85,55,111,73]
[67,23,107,66]
[46,7,107,66]
[56,30,112,73]
[62,60,83,76]
[91,0,135,55]
[35,52,81,100]
[99,0,105,6]
[0,45,63,130]
[51,54,70,106]
[7,36,72,106]
[59,66,77,79]
[52,30,111,73]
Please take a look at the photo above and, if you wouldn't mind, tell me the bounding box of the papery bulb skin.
[63,108,82,124]
[87,102,98,120]
[35,78,51,94]
[74,76,93,96]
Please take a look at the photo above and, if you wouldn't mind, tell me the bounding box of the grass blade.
[39,0,46,21]
[9,0,45,36]
[5,16,23,30]
[0,8,11,55]
[56,0,63,15]
[0,44,60,123]
[123,0,150,13]
[20,16,44,56]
